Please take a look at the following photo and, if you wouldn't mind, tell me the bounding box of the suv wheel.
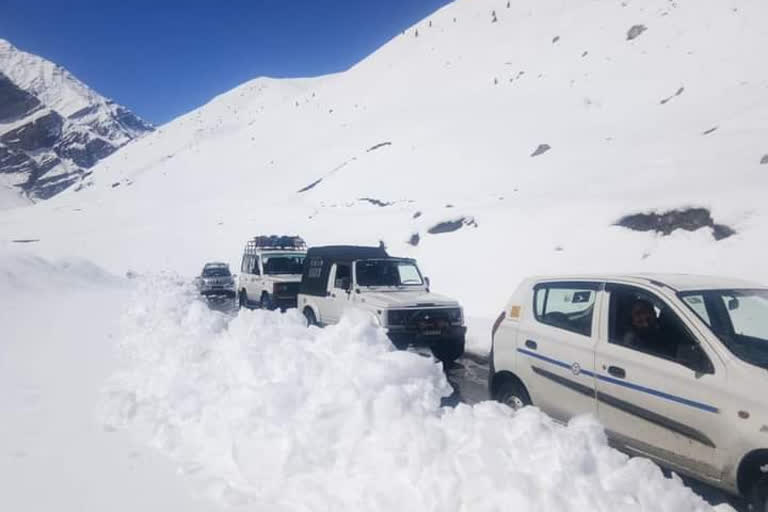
[751,475,768,512]
[260,292,275,311]
[239,290,249,309]
[303,308,317,327]
[431,337,465,363]
[494,378,532,412]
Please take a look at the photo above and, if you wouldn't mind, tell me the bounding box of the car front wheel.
[239,290,250,309]
[494,378,532,412]
[751,475,768,512]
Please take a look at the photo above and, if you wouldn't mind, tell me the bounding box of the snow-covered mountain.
[2,0,768,329]
[0,39,152,201]
[4,1,767,510]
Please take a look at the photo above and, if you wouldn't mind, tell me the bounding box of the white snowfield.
[0,0,766,508]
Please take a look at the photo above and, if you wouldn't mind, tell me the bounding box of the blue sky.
[0,0,451,125]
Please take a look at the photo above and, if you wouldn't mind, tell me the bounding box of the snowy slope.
[0,39,152,200]
[2,0,765,348]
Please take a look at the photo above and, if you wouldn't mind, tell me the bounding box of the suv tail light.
[491,310,506,340]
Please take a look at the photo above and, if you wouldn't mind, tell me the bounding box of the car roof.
[306,245,388,261]
[528,273,764,292]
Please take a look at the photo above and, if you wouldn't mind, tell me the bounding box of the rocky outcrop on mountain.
[0,39,152,200]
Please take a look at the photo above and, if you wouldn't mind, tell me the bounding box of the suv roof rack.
[245,235,307,253]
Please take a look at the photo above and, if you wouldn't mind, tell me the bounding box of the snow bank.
[104,277,714,511]
[0,251,124,293]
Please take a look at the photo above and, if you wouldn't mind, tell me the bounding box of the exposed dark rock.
[0,143,34,174]
[0,73,40,122]
[552,36,560,43]
[11,239,39,243]
[412,211,422,219]
[31,170,80,199]
[660,87,685,105]
[530,144,551,157]
[358,197,392,207]
[627,24,647,41]
[297,177,323,193]
[408,233,421,246]
[702,126,718,135]
[53,131,116,169]
[760,154,768,165]
[111,182,120,188]
[1,110,64,151]
[615,208,736,241]
[428,217,478,234]
[366,141,392,152]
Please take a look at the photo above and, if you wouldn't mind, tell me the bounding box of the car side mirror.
[728,298,740,311]
[678,343,713,374]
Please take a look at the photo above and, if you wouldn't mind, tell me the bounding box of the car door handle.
[607,366,626,379]
[525,339,538,350]
[331,293,336,298]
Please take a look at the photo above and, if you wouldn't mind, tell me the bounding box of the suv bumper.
[201,289,236,298]
[386,325,467,348]
[274,296,298,309]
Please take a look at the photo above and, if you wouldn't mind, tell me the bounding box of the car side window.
[334,263,351,291]
[607,284,713,372]
[533,283,597,337]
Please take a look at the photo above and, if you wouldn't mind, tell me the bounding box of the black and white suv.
[239,235,307,310]
[297,245,466,362]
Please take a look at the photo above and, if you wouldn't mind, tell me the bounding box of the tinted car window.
[609,285,707,370]
[534,283,597,336]
[203,266,230,277]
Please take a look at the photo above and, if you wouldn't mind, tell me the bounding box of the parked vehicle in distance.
[196,262,237,309]
[297,245,466,362]
[239,235,307,310]
[489,273,768,509]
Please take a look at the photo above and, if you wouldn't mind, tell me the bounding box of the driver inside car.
[623,299,676,358]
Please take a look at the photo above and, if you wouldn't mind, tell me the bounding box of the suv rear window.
[534,283,598,336]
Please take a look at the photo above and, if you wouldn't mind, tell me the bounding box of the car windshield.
[355,259,424,287]
[202,266,230,277]
[263,254,305,275]
[679,289,768,370]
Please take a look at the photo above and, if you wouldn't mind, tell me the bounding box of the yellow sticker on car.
[509,305,521,319]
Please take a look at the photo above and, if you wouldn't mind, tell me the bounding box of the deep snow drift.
[0,254,216,511]
[100,275,717,511]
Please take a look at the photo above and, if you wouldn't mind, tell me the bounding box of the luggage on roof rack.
[245,235,307,253]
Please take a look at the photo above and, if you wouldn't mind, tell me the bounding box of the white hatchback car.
[489,274,768,509]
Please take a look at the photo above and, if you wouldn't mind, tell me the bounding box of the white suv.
[297,245,466,362]
[489,274,768,509]
[239,236,307,310]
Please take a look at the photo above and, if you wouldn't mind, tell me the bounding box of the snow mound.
[0,252,123,292]
[103,277,714,511]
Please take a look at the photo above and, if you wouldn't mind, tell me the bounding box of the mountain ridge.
[0,38,153,201]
